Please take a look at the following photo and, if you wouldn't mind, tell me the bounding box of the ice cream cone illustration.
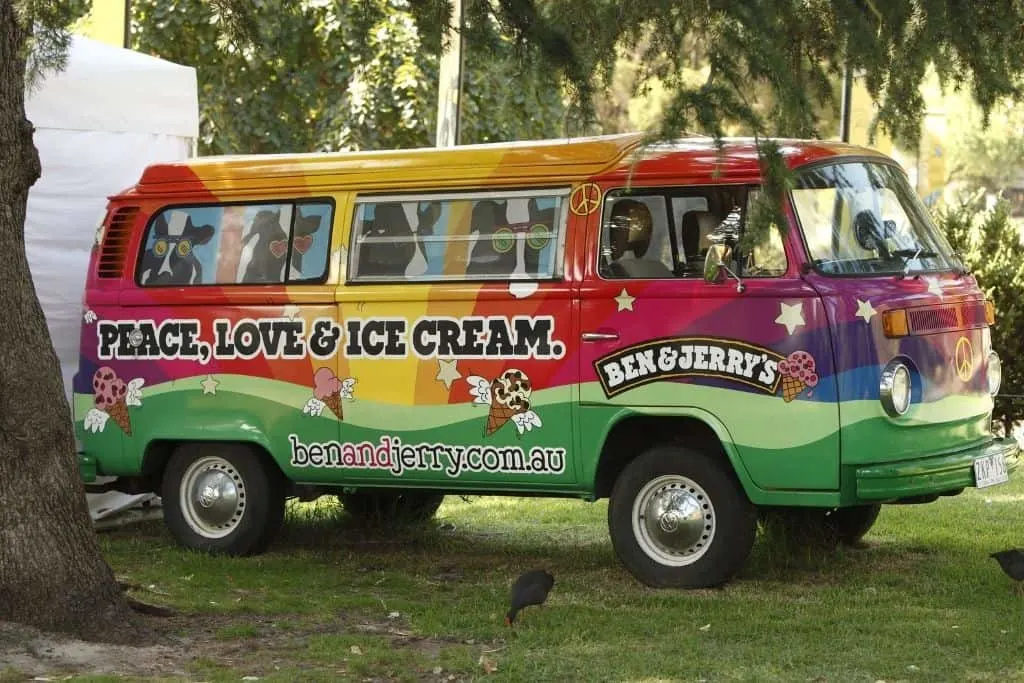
[309,367,355,419]
[487,402,520,436]
[486,369,533,436]
[324,392,343,419]
[107,399,132,435]
[92,366,132,435]
[778,351,818,403]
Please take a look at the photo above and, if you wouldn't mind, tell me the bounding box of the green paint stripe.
[579,382,838,448]
[74,375,990,444]
[74,374,569,431]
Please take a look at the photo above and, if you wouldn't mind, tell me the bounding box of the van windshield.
[791,160,963,276]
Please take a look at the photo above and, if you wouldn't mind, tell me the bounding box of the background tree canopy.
[130,0,567,154]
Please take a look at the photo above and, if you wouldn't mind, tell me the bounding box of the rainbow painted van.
[74,133,1019,588]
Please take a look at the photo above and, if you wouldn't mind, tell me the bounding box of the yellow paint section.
[142,134,646,195]
[73,0,126,47]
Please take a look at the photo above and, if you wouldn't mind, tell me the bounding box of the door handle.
[582,331,619,342]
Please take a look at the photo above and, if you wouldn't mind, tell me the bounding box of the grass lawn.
[7,474,1024,682]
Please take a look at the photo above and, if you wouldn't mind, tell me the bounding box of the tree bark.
[0,0,137,641]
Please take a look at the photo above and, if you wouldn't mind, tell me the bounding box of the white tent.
[24,35,199,523]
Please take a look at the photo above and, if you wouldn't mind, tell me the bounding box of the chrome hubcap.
[180,456,246,539]
[633,475,715,566]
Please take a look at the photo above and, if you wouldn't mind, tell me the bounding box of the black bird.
[990,548,1024,594]
[505,569,555,626]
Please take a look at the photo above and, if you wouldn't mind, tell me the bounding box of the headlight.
[987,352,1002,396]
[880,361,912,417]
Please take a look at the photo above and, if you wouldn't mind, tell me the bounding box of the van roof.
[130,132,891,197]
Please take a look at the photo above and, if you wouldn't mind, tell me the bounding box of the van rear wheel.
[608,444,756,588]
[338,490,445,525]
[162,442,284,555]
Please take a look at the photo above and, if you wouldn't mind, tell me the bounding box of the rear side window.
[136,199,334,287]
[348,188,569,283]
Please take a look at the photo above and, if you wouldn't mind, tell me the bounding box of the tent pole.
[123,0,131,48]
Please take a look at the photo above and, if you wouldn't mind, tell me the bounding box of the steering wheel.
[853,210,889,258]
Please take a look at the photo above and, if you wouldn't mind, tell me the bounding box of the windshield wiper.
[892,247,938,278]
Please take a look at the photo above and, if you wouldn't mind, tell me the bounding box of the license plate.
[973,453,1009,489]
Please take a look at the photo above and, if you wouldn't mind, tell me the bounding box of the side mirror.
[703,243,733,283]
[703,243,745,293]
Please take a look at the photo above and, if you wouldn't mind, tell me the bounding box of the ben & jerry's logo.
[594,336,785,398]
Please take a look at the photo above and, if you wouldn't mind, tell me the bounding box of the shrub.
[931,192,1024,428]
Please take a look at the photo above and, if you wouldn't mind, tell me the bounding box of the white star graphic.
[200,375,220,395]
[435,359,462,390]
[282,304,301,320]
[614,288,636,312]
[855,299,877,324]
[509,281,539,299]
[775,302,806,335]
[925,276,943,297]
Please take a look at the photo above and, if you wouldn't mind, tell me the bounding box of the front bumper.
[855,435,1019,500]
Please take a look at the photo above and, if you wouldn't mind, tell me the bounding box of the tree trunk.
[0,0,137,641]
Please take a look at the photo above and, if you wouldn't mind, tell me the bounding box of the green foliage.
[740,139,793,253]
[16,0,90,89]
[130,0,565,154]
[944,96,1024,193]
[933,193,1024,424]
[465,1,1024,159]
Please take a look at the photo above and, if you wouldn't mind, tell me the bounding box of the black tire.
[759,503,881,548]
[824,504,881,545]
[608,444,757,588]
[338,490,445,526]
[161,442,284,555]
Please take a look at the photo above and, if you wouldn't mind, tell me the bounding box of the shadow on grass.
[103,494,915,592]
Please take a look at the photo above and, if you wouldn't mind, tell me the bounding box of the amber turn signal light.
[882,309,909,338]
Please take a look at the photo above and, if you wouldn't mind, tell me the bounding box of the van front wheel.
[162,442,284,555]
[608,445,756,588]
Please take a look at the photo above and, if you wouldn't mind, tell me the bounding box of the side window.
[599,185,786,280]
[738,191,788,277]
[599,194,675,279]
[138,199,333,286]
[348,189,568,282]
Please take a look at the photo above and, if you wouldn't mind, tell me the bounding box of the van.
[74,133,1019,588]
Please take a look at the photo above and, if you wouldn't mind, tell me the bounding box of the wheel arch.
[142,432,285,492]
[591,408,759,501]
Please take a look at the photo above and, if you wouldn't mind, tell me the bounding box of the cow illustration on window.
[466,199,554,278]
[238,207,324,283]
[139,210,215,286]
[465,200,511,276]
[405,201,442,278]
[356,201,442,279]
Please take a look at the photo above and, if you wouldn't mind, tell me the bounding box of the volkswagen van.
[74,133,1018,588]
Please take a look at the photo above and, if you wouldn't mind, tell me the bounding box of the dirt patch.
[0,611,485,680]
[0,620,186,679]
